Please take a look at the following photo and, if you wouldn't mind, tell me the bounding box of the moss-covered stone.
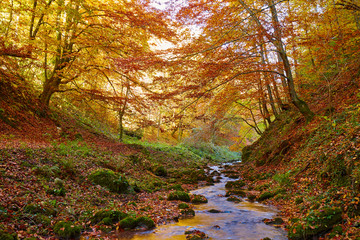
[119,217,137,229]
[185,229,208,240]
[288,207,342,240]
[225,180,245,189]
[257,192,275,201]
[225,190,246,197]
[168,191,191,202]
[88,169,129,193]
[248,194,256,201]
[178,203,190,209]
[53,221,81,239]
[23,204,57,216]
[170,184,184,191]
[191,194,208,204]
[154,166,167,177]
[181,208,195,217]
[208,209,222,213]
[135,216,155,229]
[91,210,128,224]
[227,196,242,203]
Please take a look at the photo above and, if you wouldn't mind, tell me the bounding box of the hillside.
[233,68,360,239]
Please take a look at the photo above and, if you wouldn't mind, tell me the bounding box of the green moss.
[191,194,208,204]
[178,203,190,209]
[226,189,246,197]
[167,191,191,202]
[34,214,51,226]
[53,221,81,239]
[88,169,129,193]
[288,207,342,240]
[257,192,275,201]
[119,217,137,229]
[227,196,241,203]
[23,204,57,216]
[248,194,256,201]
[154,166,167,177]
[135,216,155,229]
[46,187,66,196]
[91,210,128,224]
[0,231,17,240]
[169,184,184,191]
[102,217,113,226]
[181,208,195,217]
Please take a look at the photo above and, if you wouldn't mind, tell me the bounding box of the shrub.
[88,169,129,193]
[167,191,191,202]
[53,221,81,239]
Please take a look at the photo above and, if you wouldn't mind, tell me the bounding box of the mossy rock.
[185,229,208,240]
[169,184,184,191]
[91,210,128,224]
[53,221,81,239]
[0,231,17,240]
[88,169,129,193]
[208,209,222,213]
[178,203,190,209]
[181,208,195,217]
[225,190,246,197]
[119,217,137,229]
[257,192,275,202]
[34,214,51,226]
[154,166,167,177]
[135,216,155,229]
[248,194,256,201]
[227,196,242,203]
[288,207,342,240]
[191,194,208,204]
[23,204,57,216]
[168,191,191,202]
[225,180,245,189]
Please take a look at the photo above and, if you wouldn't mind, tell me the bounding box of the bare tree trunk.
[260,44,279,118]
[118,83,130,141]
[238,0,314,122]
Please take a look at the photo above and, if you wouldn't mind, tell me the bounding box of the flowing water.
[114,165,287,240]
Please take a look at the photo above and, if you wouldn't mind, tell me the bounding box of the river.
[113,165,287,240]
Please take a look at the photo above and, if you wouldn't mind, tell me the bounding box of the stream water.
[115,165,287,240]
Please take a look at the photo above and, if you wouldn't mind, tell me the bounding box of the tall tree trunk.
[260,44,279,118]
[238,0,314,122]
[118,83,130,141]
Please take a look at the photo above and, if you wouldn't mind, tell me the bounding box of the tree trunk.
[238,0,314,122]
[268,0,314,122]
